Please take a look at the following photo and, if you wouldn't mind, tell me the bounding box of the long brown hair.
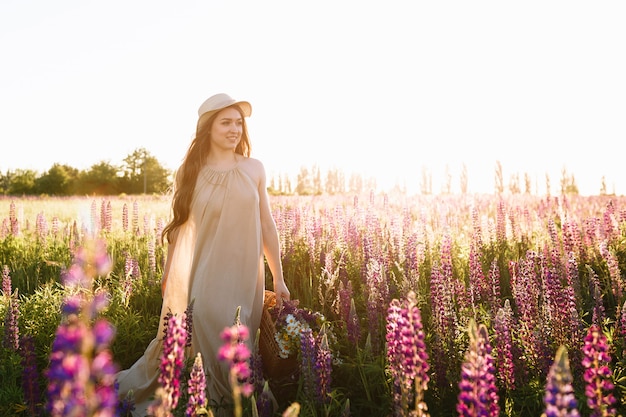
[162,105,251,244]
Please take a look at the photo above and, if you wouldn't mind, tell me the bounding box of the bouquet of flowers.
[270,298,330,359]
[259,291,334,380]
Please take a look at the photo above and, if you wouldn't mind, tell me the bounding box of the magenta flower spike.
[456,320,499,417]
[582,325,617,417]
[543,346,580,417]
[218,319,253,417]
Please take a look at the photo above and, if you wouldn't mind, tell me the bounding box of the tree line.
[0,148,171,196]
[0,153,613,197]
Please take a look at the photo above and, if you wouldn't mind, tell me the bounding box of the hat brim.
[197,100,252,131]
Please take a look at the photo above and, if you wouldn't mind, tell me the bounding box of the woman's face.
[210,107,243,152]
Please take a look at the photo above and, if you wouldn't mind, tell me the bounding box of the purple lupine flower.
[2,265,11,296]
[582,325,617,416]
[51,216,60,238]
[255,381,274,417]
[248,329,265,398]
[347,297,361,347]
[36,211,48,242]
[218,322,253,417]
[386,291,430,417]
[122,203,129,233]
[338,279,353,327]
[158,312,187,411]
[494,301,515,391]
[3,288,20,351]
[467,242,485,310]
[185,353,208,417]
[115,380,135,416]
[9,201,19,236]
[46,238,118,417]
[148,235,157,279]
[0,218,8,239]
[20,334,41,417]
[586,266,605,326]
[185,300,194,348]
[132,200,140,235]
[495,199,506,243]
[300,327,317,401]
[365,257,389,352]
[543,346,580,417]
[456,320,500,417]
[105,200,112,233]
[599,241,622,301]
[315,330,333,405]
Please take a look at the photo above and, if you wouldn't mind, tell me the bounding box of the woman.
[116,93,290,416]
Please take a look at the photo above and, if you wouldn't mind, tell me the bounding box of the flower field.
[1,192,626,416]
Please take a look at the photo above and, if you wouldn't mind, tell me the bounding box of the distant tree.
[599,176,606,195]
[325,168,345,195]
[494,161,504,195]
[76,161,120,195]
[295,166,313,195]
[460,163,468,195]
[313,165,322,195]
[35,163,79,195]
[8,169,38,195]
[559,168,579,195]
[120,148,171,194]
[0,170,13,195]
[348,173,364,195]
[508,173,521,194]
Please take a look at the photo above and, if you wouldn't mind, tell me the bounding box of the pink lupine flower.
[218,320,253,417]
[36,211,48,242]
[543,346,579,417]
[456,320,499,417]
[582,325,617,416]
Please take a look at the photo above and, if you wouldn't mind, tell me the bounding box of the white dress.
[116,163,265,417]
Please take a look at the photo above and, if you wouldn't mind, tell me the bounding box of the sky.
[1,1,625,196]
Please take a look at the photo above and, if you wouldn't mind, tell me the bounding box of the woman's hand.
[274,280,291,308]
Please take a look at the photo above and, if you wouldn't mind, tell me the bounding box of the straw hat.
[197,93,252,130]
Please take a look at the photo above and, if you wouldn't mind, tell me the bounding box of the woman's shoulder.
[238,156,266,183]
[239,156,266,172]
